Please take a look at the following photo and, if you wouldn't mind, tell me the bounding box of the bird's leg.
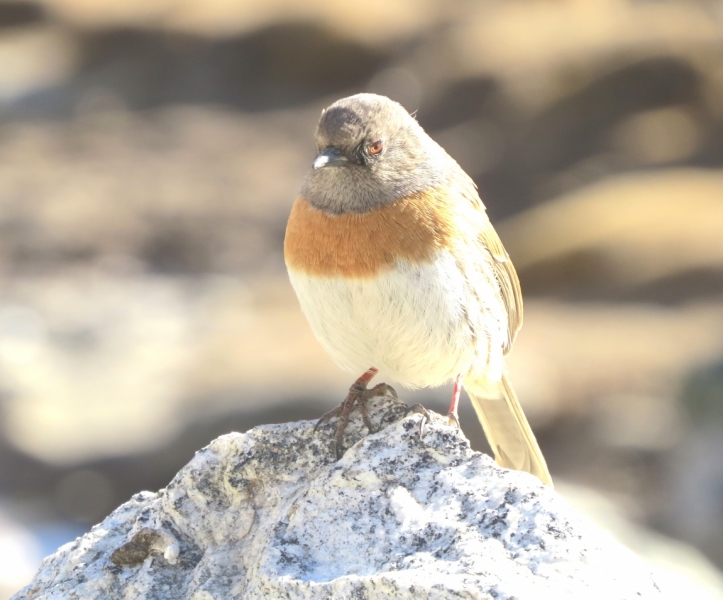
[447,375,463,428]
[315,367,392,459]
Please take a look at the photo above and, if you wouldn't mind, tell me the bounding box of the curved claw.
[405,403,431,437]
[313,405,343,433]
[447,412,460,429]
[367,383,397,399]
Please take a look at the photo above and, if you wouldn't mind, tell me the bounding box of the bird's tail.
[466,374,553,487]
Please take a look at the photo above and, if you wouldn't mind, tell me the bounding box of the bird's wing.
[478,219,523,353]
[456,173,523,353]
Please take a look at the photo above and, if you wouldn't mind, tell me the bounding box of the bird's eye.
[368,141,383,155]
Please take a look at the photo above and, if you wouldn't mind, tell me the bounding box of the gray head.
[301,94,454,214]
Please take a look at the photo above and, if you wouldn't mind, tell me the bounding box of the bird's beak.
[313,146,348,169]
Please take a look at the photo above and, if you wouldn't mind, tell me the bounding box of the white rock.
[12,395,663,600]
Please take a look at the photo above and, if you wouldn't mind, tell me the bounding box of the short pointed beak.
[313,146,348,169]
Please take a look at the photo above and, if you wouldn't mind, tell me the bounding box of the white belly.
[287,251,507,388]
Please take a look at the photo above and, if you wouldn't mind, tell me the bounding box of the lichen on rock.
[13,394,663,599]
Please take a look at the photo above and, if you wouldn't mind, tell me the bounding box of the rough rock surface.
[13,394,663,600]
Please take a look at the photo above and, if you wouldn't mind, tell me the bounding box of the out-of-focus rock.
[665,363,723,570]
[13,395,664,600]
[448,0,723,113]
[499,170,723,301]
[0,106,312,274]
[0,26,78,102]
[508,299,723,420]
[34,0,443,43]
[0,273,346,464]
[559,483,723,600]
[610,107,701,165]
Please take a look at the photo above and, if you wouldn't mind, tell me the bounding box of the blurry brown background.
[0,0,722,596]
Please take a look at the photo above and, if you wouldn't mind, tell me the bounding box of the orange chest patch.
[284,190,458,278]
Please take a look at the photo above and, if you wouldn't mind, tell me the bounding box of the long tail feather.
[467,374,553,487]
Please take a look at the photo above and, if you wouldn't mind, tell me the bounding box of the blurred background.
[0,0,722,596]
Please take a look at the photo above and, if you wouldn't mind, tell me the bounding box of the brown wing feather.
[455,174,523,354]
[478,220,523,353]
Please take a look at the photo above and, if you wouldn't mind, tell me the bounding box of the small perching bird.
[284,93,552,487]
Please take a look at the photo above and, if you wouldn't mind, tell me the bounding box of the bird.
[284,93,552,487]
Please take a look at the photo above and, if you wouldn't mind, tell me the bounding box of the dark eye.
[368,140,383,155]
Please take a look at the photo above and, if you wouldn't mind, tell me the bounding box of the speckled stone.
[13,394,663,600]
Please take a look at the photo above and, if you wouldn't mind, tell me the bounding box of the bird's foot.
[314,368,396,460]
[405,403,432,437]
[446,411,460,429]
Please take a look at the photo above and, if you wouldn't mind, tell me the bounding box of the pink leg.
[356,367,379,387]
[447,375,463,427]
